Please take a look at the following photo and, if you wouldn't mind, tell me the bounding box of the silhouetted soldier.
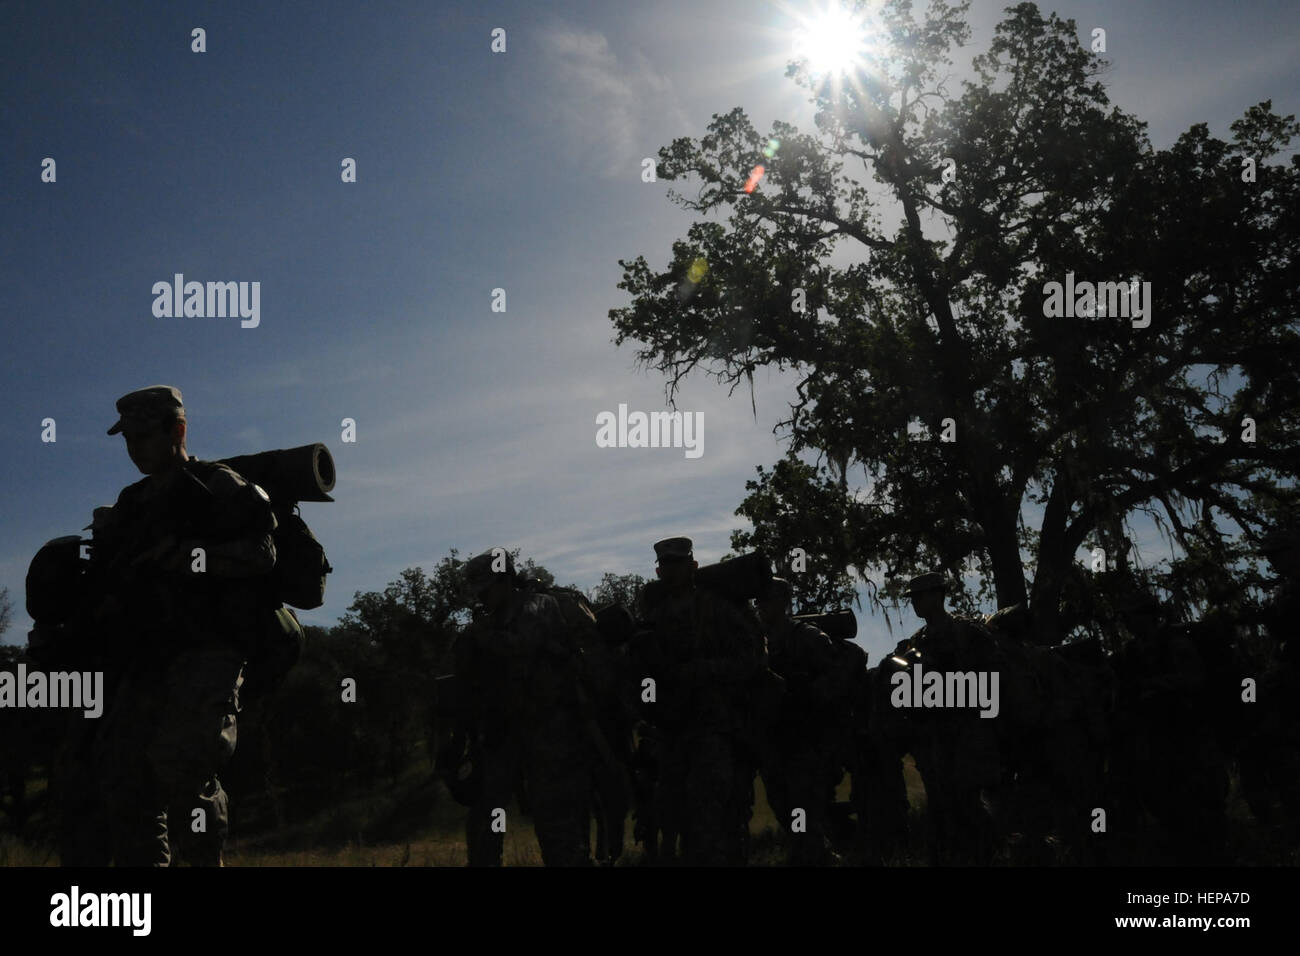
[580,603,638,866]
[756,577,844,865]
[457,550,593,866]
[637,538,768,865]
[91,386,276,866]
[1237,530,1300,851]
[856,660,913,864]
[889,572,1002,865]
[1110,591,1229,864]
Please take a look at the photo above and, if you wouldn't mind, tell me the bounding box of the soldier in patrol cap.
[453,548,594,866]
[653,537,694,573]
[1110,588,1230,863]
[902,573,951,637]
[888,571,1003,864]
[1243,525,1300,847]
[86,385,277,866]
[636,536,768,865]
[463,548,516,614]
[756,576,846,865]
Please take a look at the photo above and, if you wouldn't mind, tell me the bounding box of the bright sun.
[792,4,873,77]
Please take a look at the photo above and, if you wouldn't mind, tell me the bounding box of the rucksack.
[216,444,336,611]
[522,580,599,645]
[272,505,332,610]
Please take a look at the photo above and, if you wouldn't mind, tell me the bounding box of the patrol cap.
[904,571,946,597]
[107,385,185,436]
[654,537,693,563]
[464,549,515,592]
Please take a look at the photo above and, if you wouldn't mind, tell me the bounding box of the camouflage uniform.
[89,386,276,866]
[638,538,768,866]
[580,607,637,866]
[1238,533,1300,849]
[458,556,594,866]
[995,635,1111,864]
[889,573,1003,865]
[760,585,851,864]
[856,662,913,863]
[1110,602,1230,864]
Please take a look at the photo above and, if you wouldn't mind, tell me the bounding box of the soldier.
[1110,591,1230,864]
[981,604,1112,864]
[887,572,1003,865]
[456,550,594,866]
[582,603,639,866]
[1245,528,1300,850]
[755,577,848,865]
[635,538,769,866]
[89,385,277,866]
[855,661,913,863]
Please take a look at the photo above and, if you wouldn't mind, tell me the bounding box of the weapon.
[696,551,772,603]
[639,550,773,612]
[218,443,335,505]
[219,444,335,611]
[793,608,858,642]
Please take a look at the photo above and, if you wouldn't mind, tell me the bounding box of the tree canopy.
[610,0,1300,642]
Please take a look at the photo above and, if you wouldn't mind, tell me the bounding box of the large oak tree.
[610,1,1299,642]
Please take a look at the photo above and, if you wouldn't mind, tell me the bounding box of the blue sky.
[2,0,1297,662]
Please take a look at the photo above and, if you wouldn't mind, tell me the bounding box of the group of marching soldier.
[444,531,1300,866]
[20,385,1300,867]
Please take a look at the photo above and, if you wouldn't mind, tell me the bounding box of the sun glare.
[792,4,872,78]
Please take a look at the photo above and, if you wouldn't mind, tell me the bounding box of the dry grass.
[8,756,1287,867]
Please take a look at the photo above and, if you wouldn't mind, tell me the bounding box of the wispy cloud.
[539,24,692,179]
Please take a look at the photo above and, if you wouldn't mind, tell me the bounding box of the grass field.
[8,755,1292,866]
[0,758,927,867]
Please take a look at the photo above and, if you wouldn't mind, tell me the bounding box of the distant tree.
[590,572,649,611]
[610,0,1300,642]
